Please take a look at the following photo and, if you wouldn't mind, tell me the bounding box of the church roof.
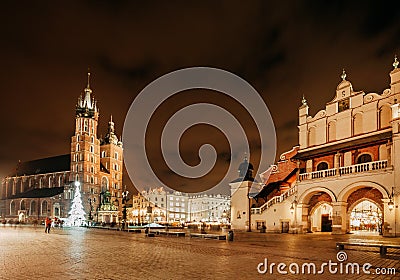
[8,187,64,199]
[11,154,70,177]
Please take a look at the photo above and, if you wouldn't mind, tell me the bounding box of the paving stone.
[0,226,398,279]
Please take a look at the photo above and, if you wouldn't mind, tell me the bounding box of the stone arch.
[347,197,383,213]
[298,187,337,204]
[337,181,390,202]
[20,200,26,210]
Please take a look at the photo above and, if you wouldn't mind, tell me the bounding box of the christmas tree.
[66,183,86,226]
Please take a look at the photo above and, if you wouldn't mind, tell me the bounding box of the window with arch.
[90,176,94,184]
[357,154,372,164]
[115,152,118,160]
[327,121,336,142]
[76,143,80,152]
[101,151,106,158]
[29,178,33,187]
[316,162,329,171]
[75,174,80,182]
[30,201,37,215]
[48,177,53,188]
[308,127,316,147]
[84,120,88,132]
[91,156,94,163]
[91,136,94,143]
[77,134,80,141]
[58,176,63,187]
[39,178,43,188]
[20,200,26,210]
[90,145,94,153]
[379,105,391,129]
[41,201,48,216]
[90,166,94,173]
[10,201,16,215]
[101,177,109,190]
[353,113,363,135]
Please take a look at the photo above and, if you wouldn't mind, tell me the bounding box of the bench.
[336,242,400,256]
[190,233,226,240]
[150,231,186,237]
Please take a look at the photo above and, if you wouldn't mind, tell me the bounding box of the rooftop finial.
[393,55,399,69]
[301,94,307,106]
[110,115,113,123]
[341,68,347,81]
[87,70,91,89]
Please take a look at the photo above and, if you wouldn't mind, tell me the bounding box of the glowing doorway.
[350,200,382,234]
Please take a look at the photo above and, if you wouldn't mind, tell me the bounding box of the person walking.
[45,217,52,233]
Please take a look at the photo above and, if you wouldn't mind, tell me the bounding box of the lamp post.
[290,196,298,233]
[122,189,129,230]
[388,187,395,211]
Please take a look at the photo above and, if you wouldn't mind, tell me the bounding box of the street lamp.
[122,189,129,230]
[388,187,395,211]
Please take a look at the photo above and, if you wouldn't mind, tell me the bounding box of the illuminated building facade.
[0,73,123,224]
[233,58,400,236]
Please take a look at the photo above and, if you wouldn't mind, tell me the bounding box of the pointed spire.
[301,94,307,106]
[393,55,399,69]
[341,68,347,81]
[86,68,92,89]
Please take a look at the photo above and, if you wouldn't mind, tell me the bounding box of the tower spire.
[87,69,91,89]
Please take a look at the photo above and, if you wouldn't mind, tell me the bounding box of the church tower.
[100,116,123,207]
[71,72,101,208]
[229,155,256,232]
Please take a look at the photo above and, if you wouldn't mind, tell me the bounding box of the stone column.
[296,204,309,233]
[331,202,347,234]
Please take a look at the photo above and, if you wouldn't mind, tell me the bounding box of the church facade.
[0,73,124,224]
[232,58,400,237]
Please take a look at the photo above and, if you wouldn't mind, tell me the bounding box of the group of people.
[44,217,64,233]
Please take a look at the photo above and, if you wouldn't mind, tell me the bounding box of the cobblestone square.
[0,226,399,279]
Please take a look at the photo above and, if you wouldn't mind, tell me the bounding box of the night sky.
[1,1,400,194]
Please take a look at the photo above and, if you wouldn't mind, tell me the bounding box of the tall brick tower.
[71,72,101,213]
[100,116,123,208]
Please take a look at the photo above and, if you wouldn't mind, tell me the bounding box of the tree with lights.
[66,182,86,226]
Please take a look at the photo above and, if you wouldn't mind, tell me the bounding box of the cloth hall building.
[0,73,124,224]
[231,58,400,237]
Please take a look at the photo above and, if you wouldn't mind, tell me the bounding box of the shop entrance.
[350,200,382,234]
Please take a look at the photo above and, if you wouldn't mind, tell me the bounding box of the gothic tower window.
[30,201,37,215]
[91,136,94,143]
[39,178,43,188]
[84,120,88,132]
[10,201,16,215]
[90,146,94,153]
[77,135,80,141]
[101,151,106,158]
[76,143,80,152]
[48,177,52,188]
[41,201,48,216]
[20,200,26,210]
